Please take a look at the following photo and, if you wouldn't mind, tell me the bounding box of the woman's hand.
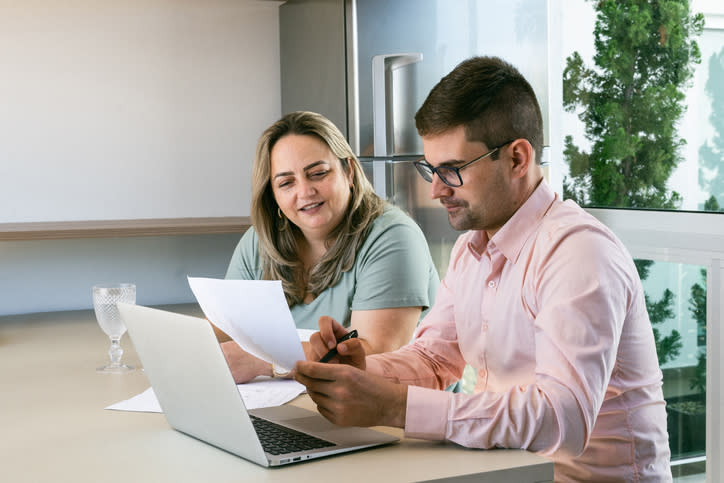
[219,341,272,383]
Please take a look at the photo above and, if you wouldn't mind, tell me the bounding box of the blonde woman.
[217,111,439,383]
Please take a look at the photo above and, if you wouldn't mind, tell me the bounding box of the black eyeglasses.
[413,140,515,187]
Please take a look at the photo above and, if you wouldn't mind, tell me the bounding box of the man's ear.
[509,139,534,179]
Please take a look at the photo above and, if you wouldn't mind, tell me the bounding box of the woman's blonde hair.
[251,111,385,306]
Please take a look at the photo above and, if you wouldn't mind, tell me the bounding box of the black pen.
[319,329,358,363]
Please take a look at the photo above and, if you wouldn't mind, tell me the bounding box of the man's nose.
[430,174,452,199]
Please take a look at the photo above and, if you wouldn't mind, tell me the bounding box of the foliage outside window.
[562,0,704,209]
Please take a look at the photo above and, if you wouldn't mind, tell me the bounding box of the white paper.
[187,277,306,373]
[106,379,306,413]
[108,386,163,412]
[296,329,315,342]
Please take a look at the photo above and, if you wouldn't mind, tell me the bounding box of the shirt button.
[488,280,496,288]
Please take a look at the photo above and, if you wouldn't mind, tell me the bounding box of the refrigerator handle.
[372,53,423,158]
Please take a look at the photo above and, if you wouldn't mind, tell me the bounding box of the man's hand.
[294,360,407,428]
[220,341,271,383]
[307,316,366,367]
[296,314,409,428]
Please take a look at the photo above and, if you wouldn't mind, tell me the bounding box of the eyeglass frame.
[413,139,516,187]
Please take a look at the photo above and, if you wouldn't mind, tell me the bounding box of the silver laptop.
[118,303,399,467]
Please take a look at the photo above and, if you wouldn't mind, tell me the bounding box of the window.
[554,1,724,480]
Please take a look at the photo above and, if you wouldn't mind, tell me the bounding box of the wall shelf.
[0,217,251,241]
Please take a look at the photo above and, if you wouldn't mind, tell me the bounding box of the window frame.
[587,207,724,477]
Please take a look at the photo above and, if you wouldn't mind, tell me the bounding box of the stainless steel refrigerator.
[279,0,551,275]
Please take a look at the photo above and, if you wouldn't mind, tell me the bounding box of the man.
[294,56,672,482]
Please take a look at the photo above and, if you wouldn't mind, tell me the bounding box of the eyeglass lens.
[414,163,461,187]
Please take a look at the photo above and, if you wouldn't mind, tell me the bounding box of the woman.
[218,111,439,383]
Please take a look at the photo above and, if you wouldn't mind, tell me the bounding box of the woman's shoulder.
[225,226,262,280]
[241,225,259,242]
[369,204,424,234]
[361,204,429,252]
[228,226,261,269]
[234,225,259,253]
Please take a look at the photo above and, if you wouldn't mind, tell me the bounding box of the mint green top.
[225,206,439,330]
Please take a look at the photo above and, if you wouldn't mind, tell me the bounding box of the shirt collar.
[467,179,557,263]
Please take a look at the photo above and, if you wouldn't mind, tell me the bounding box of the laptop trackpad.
[250,406,339,433]
[284,415,339,433]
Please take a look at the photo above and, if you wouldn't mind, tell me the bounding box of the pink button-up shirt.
[367,181,671,482]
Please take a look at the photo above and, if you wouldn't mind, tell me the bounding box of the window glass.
[678,27,724,211]
[646,261,707,478]
[561,4,724,212]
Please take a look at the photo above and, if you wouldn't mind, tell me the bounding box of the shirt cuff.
[404,385,451,440]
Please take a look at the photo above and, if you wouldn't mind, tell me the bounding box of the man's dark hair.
[415,56,544,164]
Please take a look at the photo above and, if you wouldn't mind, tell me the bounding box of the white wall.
[0,0,281,315]
[0,0,281,222]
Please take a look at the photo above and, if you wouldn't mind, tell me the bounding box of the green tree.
[563,0,703,208]
[699,47,724,211]
[634,259,682,365]
[562,1,703,365]
[688,269,707,395]
[647,286,683,365]
[703,195,721,211]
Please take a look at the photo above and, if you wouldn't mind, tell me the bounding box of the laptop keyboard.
[250,415,336,455]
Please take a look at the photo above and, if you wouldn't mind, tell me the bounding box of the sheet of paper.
[188,277,306,373]
[106,379,306,413]
[296,328,315,342]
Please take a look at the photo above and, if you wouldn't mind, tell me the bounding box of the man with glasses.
[295,56,671,482]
